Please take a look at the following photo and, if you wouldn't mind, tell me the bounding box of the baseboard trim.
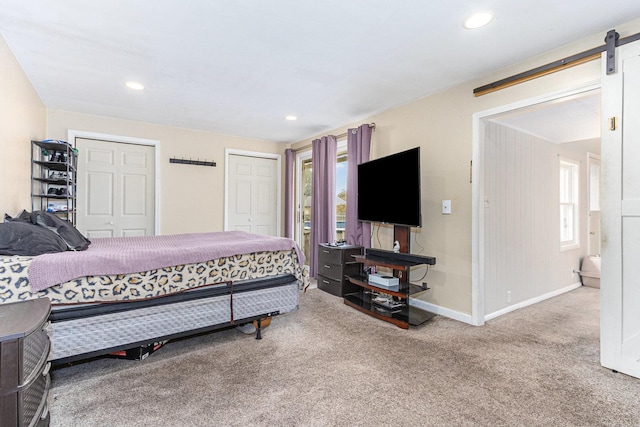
[409,298,475,325]
[484,282,583,322]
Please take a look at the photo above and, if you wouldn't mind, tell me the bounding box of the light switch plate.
[442,200,451,214]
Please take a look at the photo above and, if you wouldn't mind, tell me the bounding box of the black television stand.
[343,224,437,329]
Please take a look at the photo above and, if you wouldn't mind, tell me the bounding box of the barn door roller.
[605,29,620,75]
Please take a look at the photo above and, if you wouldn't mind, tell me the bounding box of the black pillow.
[4,210,31,223]
[31,211,91,251]
[0,221,68,256]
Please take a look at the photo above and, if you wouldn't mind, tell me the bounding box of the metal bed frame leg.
[256,318,262,340]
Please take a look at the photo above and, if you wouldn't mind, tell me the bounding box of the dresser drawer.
[318,244,362,265]
[318,261,362,282]
[318,245,343,265]
[317,262,343,281]
[317,274,342,296]
[317,274,359,297]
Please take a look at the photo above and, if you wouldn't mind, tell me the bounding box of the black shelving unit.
[31,139,77,225]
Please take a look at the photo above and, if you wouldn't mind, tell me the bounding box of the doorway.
[295,150,312,264]
[472,83,601,325]
[294,140,348,266]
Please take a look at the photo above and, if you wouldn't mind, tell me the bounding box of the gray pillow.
[0,221,68,256]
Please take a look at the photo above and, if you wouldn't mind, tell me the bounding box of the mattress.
[0,249,308,305]
[47,274,299,364]
[0,234,307,364]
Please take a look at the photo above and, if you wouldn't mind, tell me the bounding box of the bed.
[0,230,308,365]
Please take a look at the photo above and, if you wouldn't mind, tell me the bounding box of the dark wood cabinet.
[0,298,51,427]
[316,244,362,297]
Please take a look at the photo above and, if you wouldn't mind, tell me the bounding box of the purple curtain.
[309,135,337,277]
[284,148,295,239]
[346,124,372,248]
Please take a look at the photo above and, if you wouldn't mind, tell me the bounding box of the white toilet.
[580,255,601,288]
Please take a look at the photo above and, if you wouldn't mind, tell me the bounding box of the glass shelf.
[344,293,435,329]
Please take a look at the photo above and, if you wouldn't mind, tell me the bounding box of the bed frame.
[47,273,299,365]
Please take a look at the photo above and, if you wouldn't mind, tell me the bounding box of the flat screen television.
[357,147,421,227]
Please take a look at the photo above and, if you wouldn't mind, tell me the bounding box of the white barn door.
[226,152,279,236]
[601,42,640,378]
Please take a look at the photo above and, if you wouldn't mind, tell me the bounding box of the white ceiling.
[0,1,638,143]
[489,90,601,144]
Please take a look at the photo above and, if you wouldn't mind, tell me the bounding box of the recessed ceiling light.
[285,115,298,121]
[125,81,144,90]
[463,12,494,29]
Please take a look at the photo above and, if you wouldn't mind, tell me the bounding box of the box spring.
[47,274,298,365]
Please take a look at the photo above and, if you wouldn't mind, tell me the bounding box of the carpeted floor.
[48,286,640,426]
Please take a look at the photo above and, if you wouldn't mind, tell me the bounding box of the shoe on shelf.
[49,171,68,180]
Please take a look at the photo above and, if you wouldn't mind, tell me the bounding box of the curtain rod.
[473,29,640,96]
[293,123,376,152]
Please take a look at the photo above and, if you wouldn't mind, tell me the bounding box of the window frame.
[559,157,580,251]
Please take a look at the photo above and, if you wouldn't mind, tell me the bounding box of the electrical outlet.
[442,200,452,214]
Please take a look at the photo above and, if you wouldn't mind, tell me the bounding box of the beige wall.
[0,31,284,235]
[46,110,285,234]
[291,19,640,317]
[4,17,640,318]
[0,35,46,216]
[483,122,597,316]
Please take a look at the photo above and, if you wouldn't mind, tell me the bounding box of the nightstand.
[316,244,362,297]
[0,298,51,427]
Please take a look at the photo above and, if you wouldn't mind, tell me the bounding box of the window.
[559,159,579,250]
[295,140,348,264]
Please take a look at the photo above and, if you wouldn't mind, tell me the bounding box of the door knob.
[109,221,115,225]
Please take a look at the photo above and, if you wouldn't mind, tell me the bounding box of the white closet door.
[600,42,640,379]
[76,138,155,238]
[226,154,278,236]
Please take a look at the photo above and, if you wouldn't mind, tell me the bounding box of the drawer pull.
[323,280,330,284]
[323,265,331,269]
[322,250,330,253]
